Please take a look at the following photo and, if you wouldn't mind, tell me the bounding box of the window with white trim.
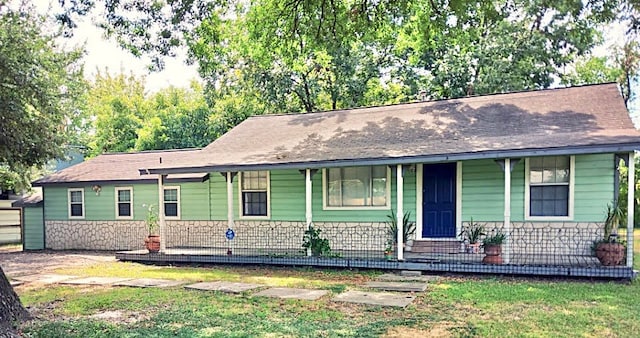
[325,166,389,208]
[528,156,571,217]
[115,187,133,219]
[240,171,269,217]
[163,187,180,219]
[68,188,84,218]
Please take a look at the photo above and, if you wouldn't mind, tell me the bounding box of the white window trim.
[524,156,575,221]
[68,188,85,219]
[163,186,181,220]
[115,187,134,220]
[238,171,271,220]
[322,166,392,211]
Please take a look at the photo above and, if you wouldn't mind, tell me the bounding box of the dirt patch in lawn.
[0,250,115,278]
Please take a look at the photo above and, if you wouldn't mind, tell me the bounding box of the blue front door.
[423,163,456,238]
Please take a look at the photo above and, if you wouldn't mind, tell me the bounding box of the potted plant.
[458,218,485,253]
[143,204,160,253]
[386,210,416,253]
[594,202,626,266]
[384,241,394,261]
[482,230,506,264]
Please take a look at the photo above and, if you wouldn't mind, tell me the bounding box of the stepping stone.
[184,281,263,294]
[115,278,185,288]
[400,270,422,277]
[13,274,78,284]
[377,273,441,283]
[253,287,328,300]
[333,290,415,308]
[9,280,24,287]
[365,281,427,292]
[61,277,132,285]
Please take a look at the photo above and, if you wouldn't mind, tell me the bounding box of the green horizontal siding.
[178,182,210,220]
[23,206,44,250]
[461,159,504,222]
[43,187,69,220]
[462,154,615,223]
[574,153,614,222]
[270,170,305,221]
[43,181,208,221]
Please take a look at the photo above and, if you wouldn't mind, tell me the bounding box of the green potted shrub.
[482,230,506,264]
[594,202,626,266]
[143,204,160,253]
[386,210,416,253]
[384,240,394,261]
[458,218,485,253]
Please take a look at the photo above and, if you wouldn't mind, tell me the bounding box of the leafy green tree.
[0,4,86,333]
[85,71,148,155]
[136,83,214,150]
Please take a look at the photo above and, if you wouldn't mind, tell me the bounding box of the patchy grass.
[15,230,640,337]
[53,262,378,289]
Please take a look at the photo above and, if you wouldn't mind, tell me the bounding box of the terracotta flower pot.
[145,235,160,253]
[595,242,625,266]
[482,244,503,264]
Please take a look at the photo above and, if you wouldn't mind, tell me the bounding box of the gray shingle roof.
[142,83,640,174]
[33,149,205,185]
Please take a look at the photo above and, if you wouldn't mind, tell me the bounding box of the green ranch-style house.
[17,83,640,278]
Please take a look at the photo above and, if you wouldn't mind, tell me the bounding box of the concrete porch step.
[410,240,461,254]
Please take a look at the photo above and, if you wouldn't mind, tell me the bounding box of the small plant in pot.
[593,202,626,266]
[458,218,485,253]
[384,241,394,261]
[144,204,160,253]
[482,230,506,264]
[386,210,416,254]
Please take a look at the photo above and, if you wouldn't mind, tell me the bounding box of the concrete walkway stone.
[115,278,185,288]
[376,273,440,283]
[333,290,415,308]
[365,281,427,292]
[61,277,132,285]
[13,274,78,284]
[9,280,24,287]
[253,287,328,300]
[185,281,263,294]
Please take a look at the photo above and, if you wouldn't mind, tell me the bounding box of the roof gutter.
[138,143,640,175]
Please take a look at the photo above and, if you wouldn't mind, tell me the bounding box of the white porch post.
[227,172,235,230]
[157,174,166,252]
[627,152,635,268]
[305,169,313,256]
[503,158,511,264]
[396,164,404,261]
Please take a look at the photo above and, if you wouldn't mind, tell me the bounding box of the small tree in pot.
[593,203,626,266]
[458,218,485,253]
[144,204,160,253]
[482,230,506,264]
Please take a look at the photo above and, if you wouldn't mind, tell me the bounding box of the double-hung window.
[324,166,390,209]
[527,156,573,219]
[163,187,180,219]
[68,188,84,219]
[115,187,133,219]
[240,171,269,217]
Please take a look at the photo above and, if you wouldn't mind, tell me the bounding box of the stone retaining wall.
[462,221,603,256]
[45,220,147,250]
[165,221,389,252]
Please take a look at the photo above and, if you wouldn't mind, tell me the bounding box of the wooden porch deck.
[115,248,636,279]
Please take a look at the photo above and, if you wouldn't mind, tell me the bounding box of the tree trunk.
[0,266,29,336]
